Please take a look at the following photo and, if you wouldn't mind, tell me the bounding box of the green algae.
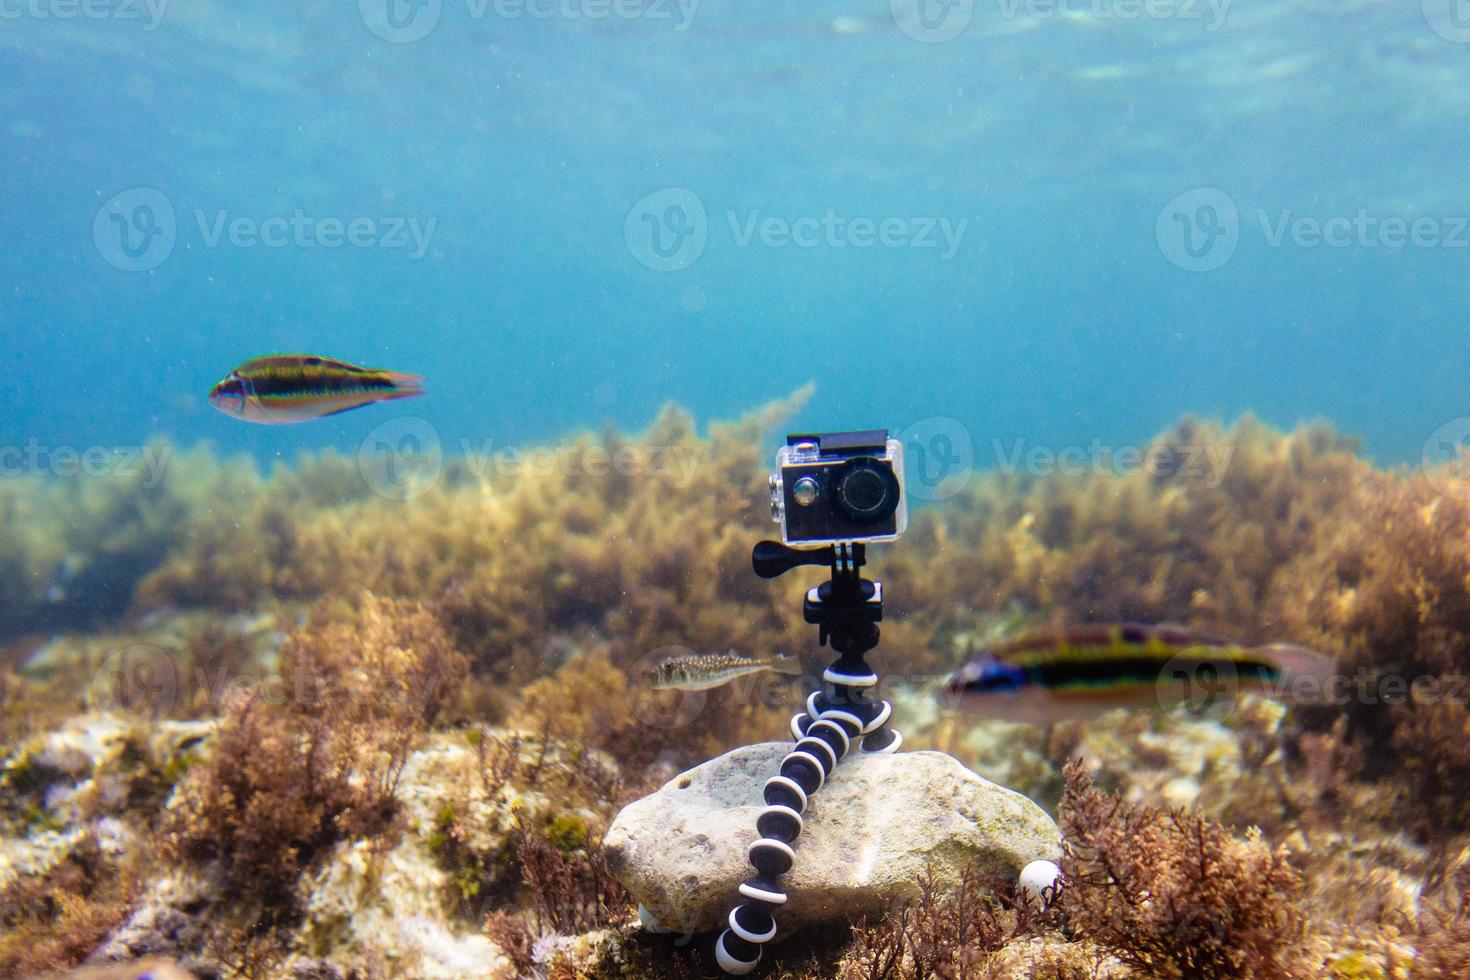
[546,813,590,853]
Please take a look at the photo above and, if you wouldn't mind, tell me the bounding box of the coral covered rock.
[603,742,1060,934]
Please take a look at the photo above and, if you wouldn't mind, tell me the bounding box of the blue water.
[4,0,1469,471]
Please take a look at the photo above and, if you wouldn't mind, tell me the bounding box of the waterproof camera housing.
[769,430,908,548]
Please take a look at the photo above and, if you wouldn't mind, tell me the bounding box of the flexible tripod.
[714,539,902,975]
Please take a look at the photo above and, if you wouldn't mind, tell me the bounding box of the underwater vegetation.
[0,445,240,638]
[160,593,468,912]
[5,393,1470,975]
[1056,759,1309,978]
[0,834,142,977]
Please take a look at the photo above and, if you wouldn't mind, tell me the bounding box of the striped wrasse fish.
[941,623,1335,723]
[649,650,803,692]
[209,354,424,424]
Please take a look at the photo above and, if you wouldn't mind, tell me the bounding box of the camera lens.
[832,458,900,524]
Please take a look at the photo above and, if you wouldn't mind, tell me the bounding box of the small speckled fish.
[942,623,1335,723]
[209,354,424,424]
[650,650,804,691]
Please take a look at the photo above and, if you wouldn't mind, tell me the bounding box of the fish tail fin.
[1255,643,1336,682]
[380,372,426,400]
[772,652,805,676]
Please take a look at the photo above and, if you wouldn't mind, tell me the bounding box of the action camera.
[768,430,908,548]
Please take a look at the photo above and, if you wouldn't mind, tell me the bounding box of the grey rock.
[603,742,1061,934]
[90,871,214,965]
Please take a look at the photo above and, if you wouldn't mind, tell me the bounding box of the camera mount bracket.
[715,539,902,975]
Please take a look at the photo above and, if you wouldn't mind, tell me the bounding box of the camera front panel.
[771,432,908,547]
